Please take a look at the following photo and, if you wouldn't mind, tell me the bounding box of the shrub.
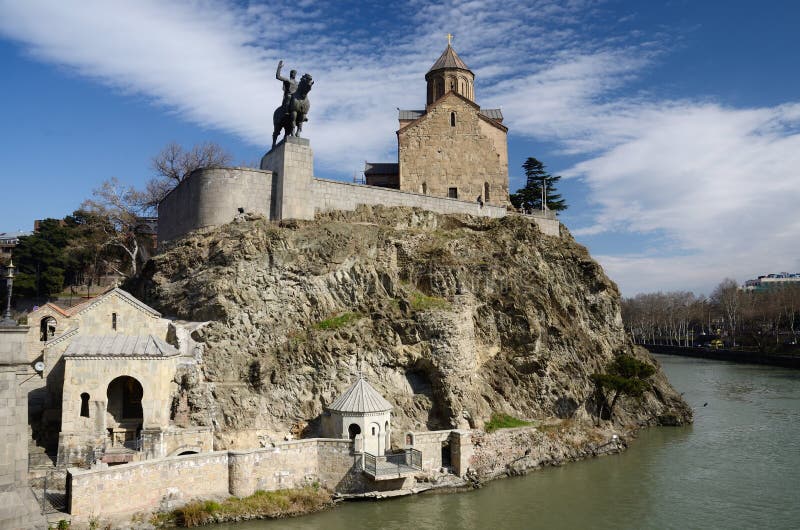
[314,312,362,330]
[410,292,450,311]
[485,413,533,433]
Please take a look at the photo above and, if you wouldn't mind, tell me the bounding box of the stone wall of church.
[398,94,509,206]
[58,355,180,465]
[158,167,274,243]
[68,439,363,520]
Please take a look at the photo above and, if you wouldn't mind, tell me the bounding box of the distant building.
[0,230,30,262]
[744,272,800,291]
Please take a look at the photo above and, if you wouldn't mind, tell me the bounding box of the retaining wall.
[68,438,360,519]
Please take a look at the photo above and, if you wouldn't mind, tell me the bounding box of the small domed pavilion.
[324,375,392,456]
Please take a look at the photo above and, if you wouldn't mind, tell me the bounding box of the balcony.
[363,449,422,480]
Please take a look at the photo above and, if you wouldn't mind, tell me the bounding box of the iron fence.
[363,448,422,477]
[31,468,68,514]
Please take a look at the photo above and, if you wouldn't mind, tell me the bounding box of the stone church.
[365,43,509,206]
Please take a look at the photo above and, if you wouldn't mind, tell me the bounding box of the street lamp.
[1,259,16,326]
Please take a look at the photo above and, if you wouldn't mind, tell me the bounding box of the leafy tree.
[591,354,656,421]
[142,142,232,211]
[510,157,567,212]
[12,219,70,301]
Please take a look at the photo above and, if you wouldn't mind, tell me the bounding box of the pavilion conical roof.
[428,44,471,72]
[327,375,393,413]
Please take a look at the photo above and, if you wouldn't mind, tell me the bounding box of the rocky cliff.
[132,206,691,449]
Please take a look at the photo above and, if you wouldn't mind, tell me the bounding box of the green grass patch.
[165,486,332,527]
[314,312,363,330]
[485,413,533,433]
[410,292,451,311]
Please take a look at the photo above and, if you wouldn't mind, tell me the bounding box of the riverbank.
[194,354,800,530]
[643,344,800,368]
[134,421,645,529]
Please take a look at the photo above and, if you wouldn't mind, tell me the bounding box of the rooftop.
[429,44,471,72]
[398,108,503,122]
[64,334,179,358]
[327,375,392,413]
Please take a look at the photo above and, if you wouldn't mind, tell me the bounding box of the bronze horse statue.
[272,73,313,148]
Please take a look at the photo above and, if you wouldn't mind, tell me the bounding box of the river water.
[215,355,800,529]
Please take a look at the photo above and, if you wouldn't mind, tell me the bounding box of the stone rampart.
[156,141,561,244]
[158,167,273,243]
[312,178,507,218]
[68,438,360,519]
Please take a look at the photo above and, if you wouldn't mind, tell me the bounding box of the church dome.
[327,375,393,413]
[428,44,472,72]
[425,44,475,105]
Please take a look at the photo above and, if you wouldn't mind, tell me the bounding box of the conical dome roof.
[327,375,393,413]
[428,44,471,72]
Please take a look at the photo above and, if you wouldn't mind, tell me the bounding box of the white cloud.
[1,0,798,295]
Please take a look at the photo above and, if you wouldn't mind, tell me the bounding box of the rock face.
[131,206,691,449]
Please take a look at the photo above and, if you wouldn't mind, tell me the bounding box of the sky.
[1,0,799,297]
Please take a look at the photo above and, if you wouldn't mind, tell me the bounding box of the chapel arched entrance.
[106,376,144,449]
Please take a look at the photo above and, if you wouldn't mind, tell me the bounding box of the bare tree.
[142,141,232,210]
[82,178,147,277]
[711,279,742,347]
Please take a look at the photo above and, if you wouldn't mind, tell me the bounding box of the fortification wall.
[312,178,507,218]
[156,142,560,244]
[158,167,273,243]
[68,438,360,519]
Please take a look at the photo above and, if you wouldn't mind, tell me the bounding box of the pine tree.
[509,157,567,212]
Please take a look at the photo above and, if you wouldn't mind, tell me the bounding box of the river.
[214,355,800,529]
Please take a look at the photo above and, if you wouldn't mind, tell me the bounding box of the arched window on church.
[112,312,117,331]
[421,182,428,195]
[80,392,90,418]
[450,112,456,127]
[484,182,491,202]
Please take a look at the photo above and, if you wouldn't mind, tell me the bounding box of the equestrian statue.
[273,60,314,148]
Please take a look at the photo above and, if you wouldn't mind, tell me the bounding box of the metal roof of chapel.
[327,375,393,413]
[64,334,179,358]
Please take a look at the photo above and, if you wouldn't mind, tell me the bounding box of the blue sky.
[1,0,799,296]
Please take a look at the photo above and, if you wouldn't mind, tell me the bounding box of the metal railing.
[363,448,422,477]
[122,437,142,451]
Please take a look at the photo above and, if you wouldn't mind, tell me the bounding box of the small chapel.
[365,40,509,206]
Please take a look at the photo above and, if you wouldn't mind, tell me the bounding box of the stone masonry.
[0,325,47,529]
[260,136,315,221]
[68,438,366,520]
[398,92,508,206]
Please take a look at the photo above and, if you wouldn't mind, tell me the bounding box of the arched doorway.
[39,316,56,341]
[106,376,144,449]
[348,423,361,439]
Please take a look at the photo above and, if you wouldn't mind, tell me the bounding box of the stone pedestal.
[260,136,315,221]
[0,324,47,529]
